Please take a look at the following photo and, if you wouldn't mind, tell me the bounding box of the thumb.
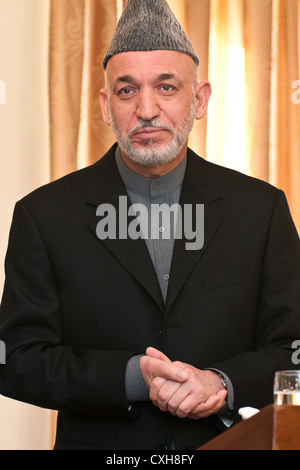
[145,347,172,363]
[140,355,188,387]
[217,389,228,402]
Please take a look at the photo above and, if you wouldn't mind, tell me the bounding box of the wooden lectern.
[198,405,300,450]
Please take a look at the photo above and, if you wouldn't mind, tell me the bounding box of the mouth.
[130,126,173,146]
[132,127,165,138]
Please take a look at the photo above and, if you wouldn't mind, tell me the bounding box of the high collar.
[115,145,187,198]
[85,143,222,207]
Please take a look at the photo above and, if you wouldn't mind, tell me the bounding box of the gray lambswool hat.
[103,0,199,69]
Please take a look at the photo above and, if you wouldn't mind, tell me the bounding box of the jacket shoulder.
[19,145,118,210]
[187,148,279,199]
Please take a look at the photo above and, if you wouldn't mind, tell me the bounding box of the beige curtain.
[49,0,300,233]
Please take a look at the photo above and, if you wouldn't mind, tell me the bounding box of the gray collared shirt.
[115,146,186,303]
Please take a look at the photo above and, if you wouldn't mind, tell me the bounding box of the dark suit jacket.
[0,144,300,450]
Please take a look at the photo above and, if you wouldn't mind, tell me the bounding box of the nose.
[136,87,160,121]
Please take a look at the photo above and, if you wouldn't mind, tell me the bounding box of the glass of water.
[274,370,300,405]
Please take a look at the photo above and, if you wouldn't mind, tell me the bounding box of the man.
[0,0,299,450]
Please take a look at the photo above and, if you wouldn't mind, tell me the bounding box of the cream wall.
[0,0,54,449]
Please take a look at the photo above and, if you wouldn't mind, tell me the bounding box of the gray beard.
[108,102,196,167]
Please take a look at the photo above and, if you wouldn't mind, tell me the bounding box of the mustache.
[128,120,174,138]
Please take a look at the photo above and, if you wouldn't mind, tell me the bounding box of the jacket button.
[159,325,163,335]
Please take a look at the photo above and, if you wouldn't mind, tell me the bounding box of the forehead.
[105,50,196,85]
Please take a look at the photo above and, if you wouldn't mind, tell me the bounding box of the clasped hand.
[140,347,227,419]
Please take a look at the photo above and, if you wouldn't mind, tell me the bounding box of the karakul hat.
[103,0,199,69]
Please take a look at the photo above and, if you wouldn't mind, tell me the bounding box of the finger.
[155,359,188,382]
[140,356,188,388]
[186,394,224,419]
[166,381,191,415]
[185,389,227,419]
[179,391,222,419]
[151,379,182,412]
[217,389,228,402]
[145,347,172,363]
[149,376,167,406]
[219,389,228,398]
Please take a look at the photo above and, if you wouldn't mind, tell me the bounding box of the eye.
[117,87,138,100]
[119,87,133,96]
[158,84,177,95]
[162,85,173,91]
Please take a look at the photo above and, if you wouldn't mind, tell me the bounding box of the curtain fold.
[49,0,85,179]
[77,0,118,169]
[206,0,248,174]
[269,0,300,230]
[244,0,273,183]
[49,0,117,180]
[49,0,300,232]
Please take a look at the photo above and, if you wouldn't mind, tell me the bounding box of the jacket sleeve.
[0,200,136,417]
[209,189,300,411]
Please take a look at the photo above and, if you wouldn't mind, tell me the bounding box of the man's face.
[100,50,209,170]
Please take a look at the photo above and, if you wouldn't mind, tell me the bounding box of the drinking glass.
[274,370,300,405]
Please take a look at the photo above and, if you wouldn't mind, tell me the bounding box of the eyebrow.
[156,73,179,82]
[114,73,183,87]
[116,75,136,84]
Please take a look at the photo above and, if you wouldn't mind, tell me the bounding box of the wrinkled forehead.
[105,50,198,88]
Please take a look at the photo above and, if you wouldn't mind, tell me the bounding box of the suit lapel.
[86,145,165,312]
[85,145,224,315]
[165,149,224,313]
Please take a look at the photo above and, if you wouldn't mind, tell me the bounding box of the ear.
[194,81,212,120]
[99,88,111,126]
